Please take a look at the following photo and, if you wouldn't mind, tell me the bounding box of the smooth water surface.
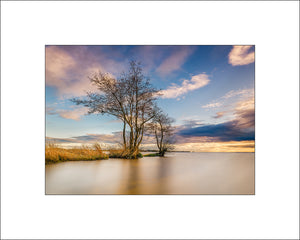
[45,152,254,194]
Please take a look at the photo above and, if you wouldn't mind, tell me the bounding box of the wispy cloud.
[156,46,195,76]
[202,88,254,109]
[233,97,255,130]
[160,73,210,99]
[46,46,124,98]
[130,46,167,72]
[46,105,88,121]
[71,133,122,143]
[58,107,88,121]
[228,45,254,66]
[223,89,253,99]
[46,132,122,144]
[181,119,204,128]
[202,102,222,109]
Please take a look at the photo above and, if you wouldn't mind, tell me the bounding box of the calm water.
[45,152,254,194]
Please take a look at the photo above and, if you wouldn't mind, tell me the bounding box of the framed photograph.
[2,1,299,239]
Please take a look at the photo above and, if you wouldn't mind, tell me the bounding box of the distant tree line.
[72,61,174,158]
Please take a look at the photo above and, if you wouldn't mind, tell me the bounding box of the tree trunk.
[129,125,134,151]
[122,120,127,149]
[159,151,165,157]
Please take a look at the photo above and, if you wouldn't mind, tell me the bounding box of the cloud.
[156,46,195,76]
[178,121,254,141]
[202,102,222,109]
[160,73,210,99]
[130,46,167,72]
[46,46,124,98]
[71,133,121,143]
[228,45,255,66]
[181,119,204,128]
[46,105,88,121]
[202,88,254,109]
[223,89,253,99]
[233,97,255,130]
[46,132,122,145]
[58,107,88,121]
[178,96,254,142]
[46,106,57,115]
[213,111,225,119]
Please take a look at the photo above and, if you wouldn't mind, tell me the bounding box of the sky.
[46,45,255,152]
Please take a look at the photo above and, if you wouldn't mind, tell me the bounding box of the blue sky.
[46,45,255,152]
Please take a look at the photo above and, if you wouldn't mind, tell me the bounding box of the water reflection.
[46,152,254,194]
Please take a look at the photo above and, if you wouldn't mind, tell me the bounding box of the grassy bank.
[45,143,108,164]
[45,143,164,164]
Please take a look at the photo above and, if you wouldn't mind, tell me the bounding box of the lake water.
[45,152,254,194]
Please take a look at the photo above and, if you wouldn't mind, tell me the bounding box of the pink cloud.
[228,45,255,66]
[213,111,226,119]
[57,107,88,121]
[46,46,124,98]
[46,105,88,121]
[131,46,166,72]
[156,46,195,76]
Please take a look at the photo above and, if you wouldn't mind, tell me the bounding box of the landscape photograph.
[45,45,255,194]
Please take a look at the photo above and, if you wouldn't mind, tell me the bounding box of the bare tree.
[71,61,159,158]
[148,111,175,156]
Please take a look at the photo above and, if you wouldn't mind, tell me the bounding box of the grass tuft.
[45,143,108,164]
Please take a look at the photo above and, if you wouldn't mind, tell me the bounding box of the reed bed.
[45,143,108,164]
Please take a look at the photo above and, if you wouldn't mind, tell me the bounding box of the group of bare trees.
[147,110,175,157]
[72,61,174,158]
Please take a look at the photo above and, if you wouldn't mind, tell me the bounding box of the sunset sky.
[46,45,255,152]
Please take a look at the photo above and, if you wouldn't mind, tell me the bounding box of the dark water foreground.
[45,152,254,194]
